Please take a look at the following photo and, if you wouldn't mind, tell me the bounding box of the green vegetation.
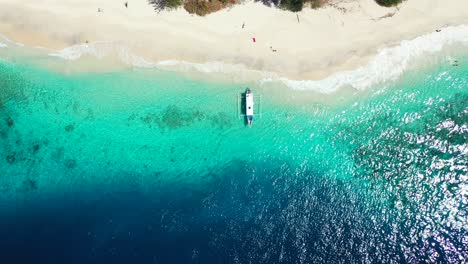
[261,0,325,12]
[166,0,184,8]
[184,0,232,16]
[280,0,304,12]
[148,0,406,16]
[149,0,232,15]
[148,0,183,11]
[310,0,323,9]
[375,0,404,7]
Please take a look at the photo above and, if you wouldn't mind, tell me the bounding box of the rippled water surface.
[0,52,467,263]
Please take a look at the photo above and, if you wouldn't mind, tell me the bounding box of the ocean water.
[0,43,467,263]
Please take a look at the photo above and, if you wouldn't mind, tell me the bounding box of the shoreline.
[0,0,467,80]
[1,40,465,109]
[2,24,467,96]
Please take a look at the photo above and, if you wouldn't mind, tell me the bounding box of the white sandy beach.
[0,0,468,82]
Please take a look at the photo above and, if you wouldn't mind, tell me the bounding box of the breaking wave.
[270,24,468,93]
[46,24,468,93]
[47,41,266,76]
[0,34,24,47]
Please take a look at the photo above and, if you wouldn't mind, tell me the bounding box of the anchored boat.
[237,88,261,127]
[245,88,254,127]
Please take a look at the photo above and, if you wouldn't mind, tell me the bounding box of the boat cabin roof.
[246,92,254,116]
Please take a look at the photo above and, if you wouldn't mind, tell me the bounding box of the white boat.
[245,88,254,127]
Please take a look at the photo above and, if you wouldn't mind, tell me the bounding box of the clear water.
[0,50,467,263]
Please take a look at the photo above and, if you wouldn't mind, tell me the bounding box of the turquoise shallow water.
[0,49,467,263]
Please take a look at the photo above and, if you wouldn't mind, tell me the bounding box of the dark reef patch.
[0,129,7,140]
[5,117,14,128]
[22,178,38,192]
[141,112,157,125]
[64,123,75,132]
[135,105,232,130]
[64,159,77,169]
[32,144,41,154]
[209,112,232,129]
[159,105,205,129]
[5,153,16,164]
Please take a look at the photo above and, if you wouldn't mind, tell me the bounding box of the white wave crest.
[271,24,468,93]
[0,34,24,47]
[47,24,468,93]
[48,41,154,67]
[48,41,264,76]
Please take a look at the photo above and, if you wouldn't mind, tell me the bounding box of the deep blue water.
[0,51,467,263]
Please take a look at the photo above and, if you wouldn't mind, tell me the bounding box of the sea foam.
[269,24,468,93]
[47,24,468,93]
[48,42,266,76]
[0,34,24,47]
[49,41,153,66]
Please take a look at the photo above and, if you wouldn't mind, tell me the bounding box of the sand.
[0,0,467,80]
